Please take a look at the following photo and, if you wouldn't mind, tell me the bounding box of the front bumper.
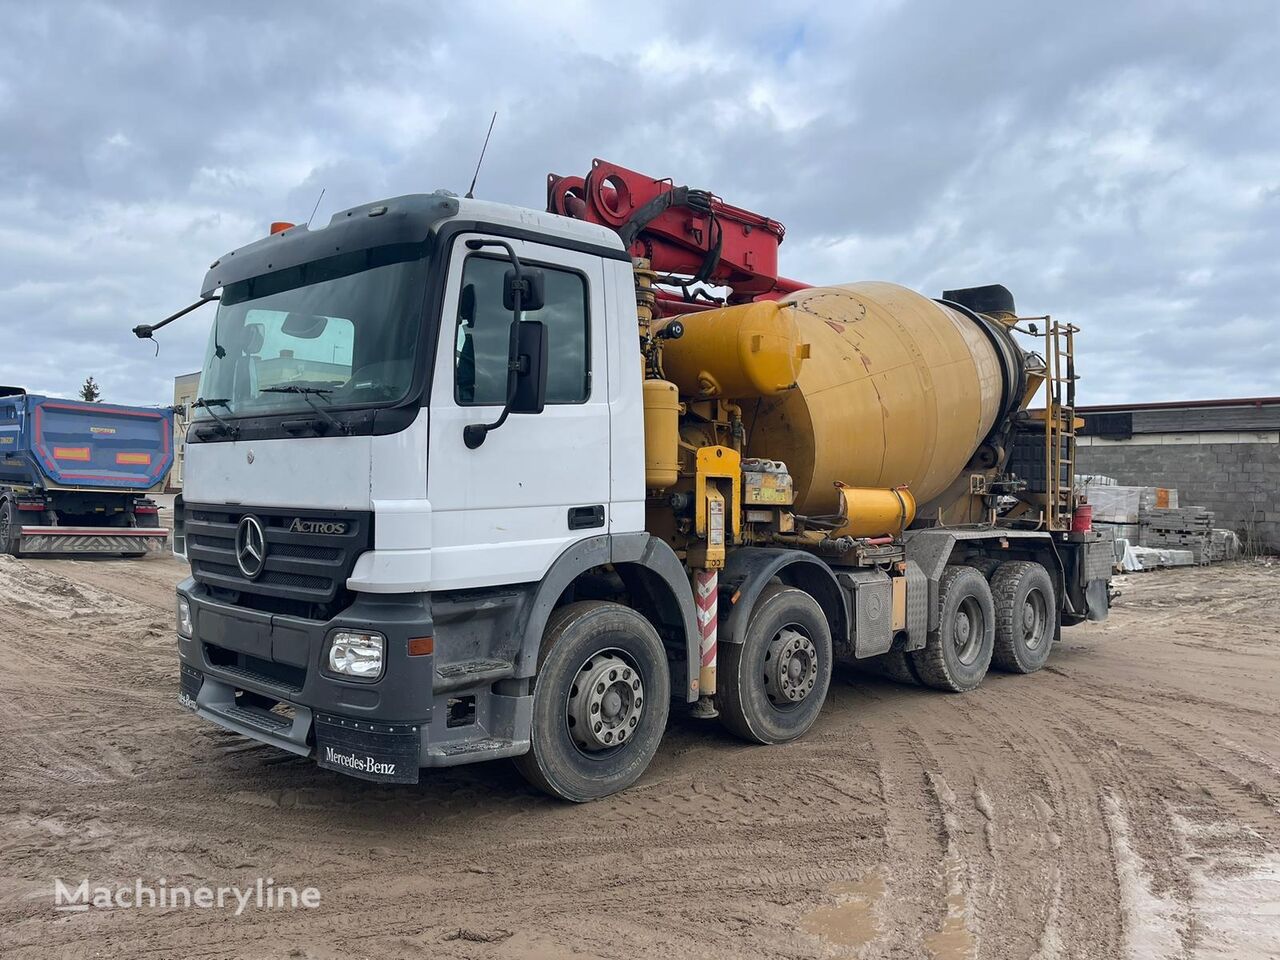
[176,578,532,783]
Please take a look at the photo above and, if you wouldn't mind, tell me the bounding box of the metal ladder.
[1044,319,1079,530]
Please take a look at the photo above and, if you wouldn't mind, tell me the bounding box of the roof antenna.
[306,187,325,227]
[465,111,497,199]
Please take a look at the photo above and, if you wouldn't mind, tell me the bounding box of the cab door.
[426,233,611,591]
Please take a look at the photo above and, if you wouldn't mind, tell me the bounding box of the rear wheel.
[514,601,670,802]
[126,509,159,557]
[718,585,833,744]
[911,566,994,692]
[0,500,20,556]
[866,649,920,685]
[991,561,1056,673]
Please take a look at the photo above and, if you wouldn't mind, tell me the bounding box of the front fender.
[515,534,700,701]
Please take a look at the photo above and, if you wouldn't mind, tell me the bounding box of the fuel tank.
[662,282,1023,514]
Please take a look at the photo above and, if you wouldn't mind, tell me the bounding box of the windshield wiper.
[260,386,349,435]
[192,397,240,438]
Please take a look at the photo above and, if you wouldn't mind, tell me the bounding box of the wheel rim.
[1020,587,1049,651]
[954,597,986,665]
[763,625,819,709]
[566,648,644,756]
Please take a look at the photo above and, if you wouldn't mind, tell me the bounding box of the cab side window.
[455,255,589,405]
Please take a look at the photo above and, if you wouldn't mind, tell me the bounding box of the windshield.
[195,243,429,419]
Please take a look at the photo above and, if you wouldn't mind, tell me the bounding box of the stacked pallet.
[1086,483,1177,545]
[1087,484,1141,523]
[1209,528,1241,562]
[1076,479,1241,567]
[1141,506,1214,563]
[1127,546,1197,570]
[1140,487,1179,511]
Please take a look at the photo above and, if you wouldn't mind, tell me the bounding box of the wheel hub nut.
[765,629,818,704]
[568,653,644,751]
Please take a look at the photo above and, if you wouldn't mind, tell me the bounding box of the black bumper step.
[433,658,514,694]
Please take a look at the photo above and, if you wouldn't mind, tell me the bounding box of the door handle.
[568,505,605,530]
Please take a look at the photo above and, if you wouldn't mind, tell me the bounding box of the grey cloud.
[1,0,1277,406]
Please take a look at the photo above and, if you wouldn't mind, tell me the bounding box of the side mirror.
[511,320,548,414]
[461,237,548,449]
[503,268,545,312]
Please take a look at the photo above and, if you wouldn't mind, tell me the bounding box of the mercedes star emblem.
[235,515,267,579]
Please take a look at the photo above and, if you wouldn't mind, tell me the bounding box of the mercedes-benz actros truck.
[156,159,1111,800]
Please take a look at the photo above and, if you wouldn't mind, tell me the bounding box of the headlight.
[177,597,193,638]
[326,631,384,680]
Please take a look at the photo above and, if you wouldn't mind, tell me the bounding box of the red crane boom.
[546,158,808,316]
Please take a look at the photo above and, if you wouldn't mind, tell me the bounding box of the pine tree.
[78,376,102,402]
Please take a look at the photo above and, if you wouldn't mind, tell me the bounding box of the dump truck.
[0,387,173,555]
[156,160,1111,800]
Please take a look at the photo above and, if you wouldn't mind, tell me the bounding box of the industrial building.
[1075,397,1280,553]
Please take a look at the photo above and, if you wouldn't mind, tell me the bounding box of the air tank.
[659,300,808,400]
[660,281,1023,515]
[642,378,681,489]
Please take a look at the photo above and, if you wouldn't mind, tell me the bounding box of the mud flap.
[314,713,421,784]
[1085,579,1109,621]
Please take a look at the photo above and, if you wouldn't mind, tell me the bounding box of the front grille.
[186,503,372,617]
[196,560,330,593]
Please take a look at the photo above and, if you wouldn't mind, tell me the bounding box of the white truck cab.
[176,193,700,799]
[185,197,646,592]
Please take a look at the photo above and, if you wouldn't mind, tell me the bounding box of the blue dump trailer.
[0,387,175,556]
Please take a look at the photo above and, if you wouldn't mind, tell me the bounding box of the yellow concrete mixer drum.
[745,281,1024,514]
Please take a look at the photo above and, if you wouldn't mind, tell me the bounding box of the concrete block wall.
[1075,439,1280,552]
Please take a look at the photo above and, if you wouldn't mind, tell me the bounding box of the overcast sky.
[2,1,1277,406]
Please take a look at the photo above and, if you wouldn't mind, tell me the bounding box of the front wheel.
[718,585,833,744]
[514,601,670,802]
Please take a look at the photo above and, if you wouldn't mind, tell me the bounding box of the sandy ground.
[1,552,1278,960]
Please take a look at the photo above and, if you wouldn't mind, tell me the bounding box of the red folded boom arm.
[546,158,808,316]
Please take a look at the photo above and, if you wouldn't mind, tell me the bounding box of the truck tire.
[866,649,920,685]
[124,510,159,557]
[514,601,670,802]
[910,566,994,692]
[965,557,1001,580]
[717,585,833,744]
[0,500,20,556]
[991,561,1055,674]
